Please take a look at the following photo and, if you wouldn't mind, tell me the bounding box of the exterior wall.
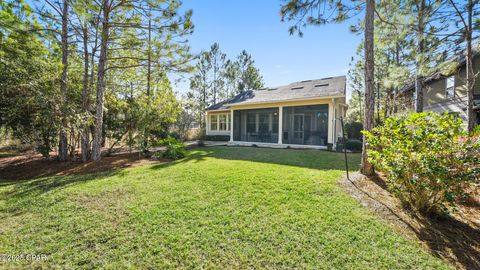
[422,55,480,123]
[206,97,347,144]
[400,54,479,125]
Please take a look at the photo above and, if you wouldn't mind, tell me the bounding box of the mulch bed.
[340,172,480,270]
[0,151,165,181]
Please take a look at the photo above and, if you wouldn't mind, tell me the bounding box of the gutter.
[225,95,346,108]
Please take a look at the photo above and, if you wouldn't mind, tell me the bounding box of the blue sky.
[174,0,362,97]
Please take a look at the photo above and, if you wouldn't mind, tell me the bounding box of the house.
[205,76,347,148]
[398,53,480,126]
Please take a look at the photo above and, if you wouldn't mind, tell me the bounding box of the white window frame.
[210,113,230,131]
[446,76,455,98]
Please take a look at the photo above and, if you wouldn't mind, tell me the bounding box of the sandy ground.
[340,172,480,270]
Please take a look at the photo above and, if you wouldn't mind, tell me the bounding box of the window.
[446,76,455,98]
[210,115,218,131]
[210,114,230,131]
[219,115,227,131]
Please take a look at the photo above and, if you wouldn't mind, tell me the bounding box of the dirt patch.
[74,188,133,222]
[0,152,166,181]
[340,172,480,270]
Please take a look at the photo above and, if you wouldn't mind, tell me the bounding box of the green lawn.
[0,147,450,269]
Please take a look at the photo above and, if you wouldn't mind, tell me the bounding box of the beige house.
[205,76,347,149]
[399,53,480,126]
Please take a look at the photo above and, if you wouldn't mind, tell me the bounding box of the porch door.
[292,114,304,144]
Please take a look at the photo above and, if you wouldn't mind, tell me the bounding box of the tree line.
[187,42,264,129]
[0,0,194,161]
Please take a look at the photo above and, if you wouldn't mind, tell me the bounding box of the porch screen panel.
[233,108,279,143]
[282,105,329,146]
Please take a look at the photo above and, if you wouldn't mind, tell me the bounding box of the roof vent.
[268,87,278,91]
[321,77,333,80]
[300,80,312,83]
[291,86,304,90]
[315,83,329,87]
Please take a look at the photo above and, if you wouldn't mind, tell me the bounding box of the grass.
[0,146,451,269]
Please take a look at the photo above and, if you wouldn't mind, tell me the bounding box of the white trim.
[278,106,283,144]
[230,110,234,142]
[206,109,230,112]
[206,113,231,135]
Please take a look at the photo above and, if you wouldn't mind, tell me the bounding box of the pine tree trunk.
[81,24,90,162]
[361,0,375,176]
[91,0,110,161]
[415,0,426,113]
[466,0,476,132]
[58,0,69,161]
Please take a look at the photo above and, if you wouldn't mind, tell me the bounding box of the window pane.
[446,76,455,98]
[210,115,217,131]
[219,115,227,131]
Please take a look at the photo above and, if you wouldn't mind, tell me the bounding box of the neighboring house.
[399,53,480,126]
[205,76,347,148]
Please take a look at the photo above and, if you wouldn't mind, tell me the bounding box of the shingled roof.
[206,75,346,111]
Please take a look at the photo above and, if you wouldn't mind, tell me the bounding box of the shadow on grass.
[204,145,361,171]
[0,170,121,218]
[149,146,361,172]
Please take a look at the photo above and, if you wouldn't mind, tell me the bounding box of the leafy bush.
[204,135,230,141]
[345,139,363,152]
[157,136,186,160]
[472,124,480,136]
[364,112,480,214]
[344,122,363,140]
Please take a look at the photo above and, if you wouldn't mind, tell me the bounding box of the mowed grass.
[0,147,450,269]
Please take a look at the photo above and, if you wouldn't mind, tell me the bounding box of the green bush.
[157,136,186,160]
[472,124,480,136]
[345,139,363,152]
[345,122,363,139]
[364,112,480,214]
[204,135,230,141]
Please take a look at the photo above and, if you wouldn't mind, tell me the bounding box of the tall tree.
[189,51,211,129]
[224,59,240,98]
[447,0,479,132]
[280,0,375,175]
[91,0,193,161]
[209,43,226,104]
[362,0,375,175]
[405,0,447,112]
[91,0,111,161]
[58,0,69,161]
[236,50,264,92]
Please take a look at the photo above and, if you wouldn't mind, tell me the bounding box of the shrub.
[345,121,363,140]
[157,136,186,160]
[364,112,480,214]
[345,139,363,152]
[472,124,480,136]
[204,135,230,141]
